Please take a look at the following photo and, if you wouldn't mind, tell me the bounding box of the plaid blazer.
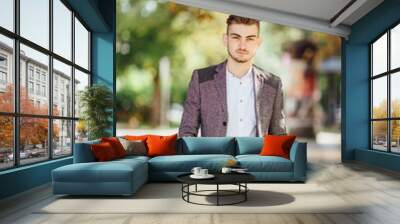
[178,60,286,137]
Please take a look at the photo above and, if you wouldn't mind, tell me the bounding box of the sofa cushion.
[177,137,235,155]
[52,159,147,183]
[148,154,235,172]
[236,155,293,172]
[115,155,150,163]
[235,137,263,155]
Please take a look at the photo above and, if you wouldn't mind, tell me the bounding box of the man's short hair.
[226,15,260,34]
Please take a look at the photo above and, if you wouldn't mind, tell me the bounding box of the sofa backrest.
[74,136,299,160]
[235,137,263,155]
[73,139,100,163]
[177,137,236,155]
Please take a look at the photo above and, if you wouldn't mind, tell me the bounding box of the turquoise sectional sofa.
[52,137,307,196]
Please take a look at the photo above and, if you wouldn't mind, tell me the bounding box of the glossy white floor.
[1,139,400,224]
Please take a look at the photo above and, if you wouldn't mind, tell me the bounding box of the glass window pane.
[53,119,72,158]
[391,24,400,70]
[372,121,388,151]
[75,120,88,143]
[391,120,400,153]
[20,0,49,49]
[391,72,400,118]
[20,44,49,115]
[53,0,72,60]
[0,34,14,113]
[74,69,89,118]
[372,33,387,76]
[0,0,14,31]
[0,116,14,170]
[20,117,49,165]
[372,77,387,119]
[74,18,89,70]
[53,59,72,117]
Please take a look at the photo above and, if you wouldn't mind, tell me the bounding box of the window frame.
[0,0,92,171]
[370,20,400,154]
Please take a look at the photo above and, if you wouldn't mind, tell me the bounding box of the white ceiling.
[228,0,352,23]
[171,0,384,38]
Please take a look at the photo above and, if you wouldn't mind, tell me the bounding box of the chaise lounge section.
[52,140,149,196]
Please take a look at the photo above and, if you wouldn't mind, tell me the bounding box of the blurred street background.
[115,0,342,146]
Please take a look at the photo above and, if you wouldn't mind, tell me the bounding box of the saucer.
[190,174,215,179]
[232,170,249,174]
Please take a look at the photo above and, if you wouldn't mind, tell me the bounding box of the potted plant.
[79,84,113,140]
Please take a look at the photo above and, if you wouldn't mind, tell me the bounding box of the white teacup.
[221,167,232,174]
[191,167,202,176]
[199,169,208,176]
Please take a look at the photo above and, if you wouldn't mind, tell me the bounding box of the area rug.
[36,183,362,214]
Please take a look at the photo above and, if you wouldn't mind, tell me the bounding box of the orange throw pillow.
[124,135,148,141]
[146,134,178,157]
[260,135,296,159]
[91,142,117,161]
[101,137,127,158]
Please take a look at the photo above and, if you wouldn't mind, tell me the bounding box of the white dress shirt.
[225,66,257,137]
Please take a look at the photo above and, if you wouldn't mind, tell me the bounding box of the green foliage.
[79,84,113,140]
[117,0,213,75]
[116,0,224,125]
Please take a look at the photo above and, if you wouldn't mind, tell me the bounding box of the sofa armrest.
[73,140,100,163]
[289,141,307,181]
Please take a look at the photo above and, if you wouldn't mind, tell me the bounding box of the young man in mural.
[179,15,286,137]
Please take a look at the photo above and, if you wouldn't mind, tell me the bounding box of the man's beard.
[228,48,252,63]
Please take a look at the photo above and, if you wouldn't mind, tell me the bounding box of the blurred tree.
[372,100,400,143]
[373,100,389,139]
[117,0,216,126]
[392,100,400,142]
[373,100,387,119]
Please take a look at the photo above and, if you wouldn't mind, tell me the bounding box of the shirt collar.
[226,65,253,81]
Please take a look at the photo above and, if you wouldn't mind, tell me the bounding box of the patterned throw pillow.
[118,137,147,156]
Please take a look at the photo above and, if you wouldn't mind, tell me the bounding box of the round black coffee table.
[177,172,255,206]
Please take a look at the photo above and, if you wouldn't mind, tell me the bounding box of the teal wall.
[343,0,400,171]
[70,0,116,134]
[0,0,116,200]
[0,158,72,199]
[92,31,116,136]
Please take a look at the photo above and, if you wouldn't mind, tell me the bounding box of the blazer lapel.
[253,66,264,135]
[253,66,276,136]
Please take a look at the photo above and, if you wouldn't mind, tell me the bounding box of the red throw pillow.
[101,137,127,158]
[260,135,296,159]
[146,134,177,157]
[91,142,117,161]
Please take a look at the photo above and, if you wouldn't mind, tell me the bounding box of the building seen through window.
[0,0,91,170]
